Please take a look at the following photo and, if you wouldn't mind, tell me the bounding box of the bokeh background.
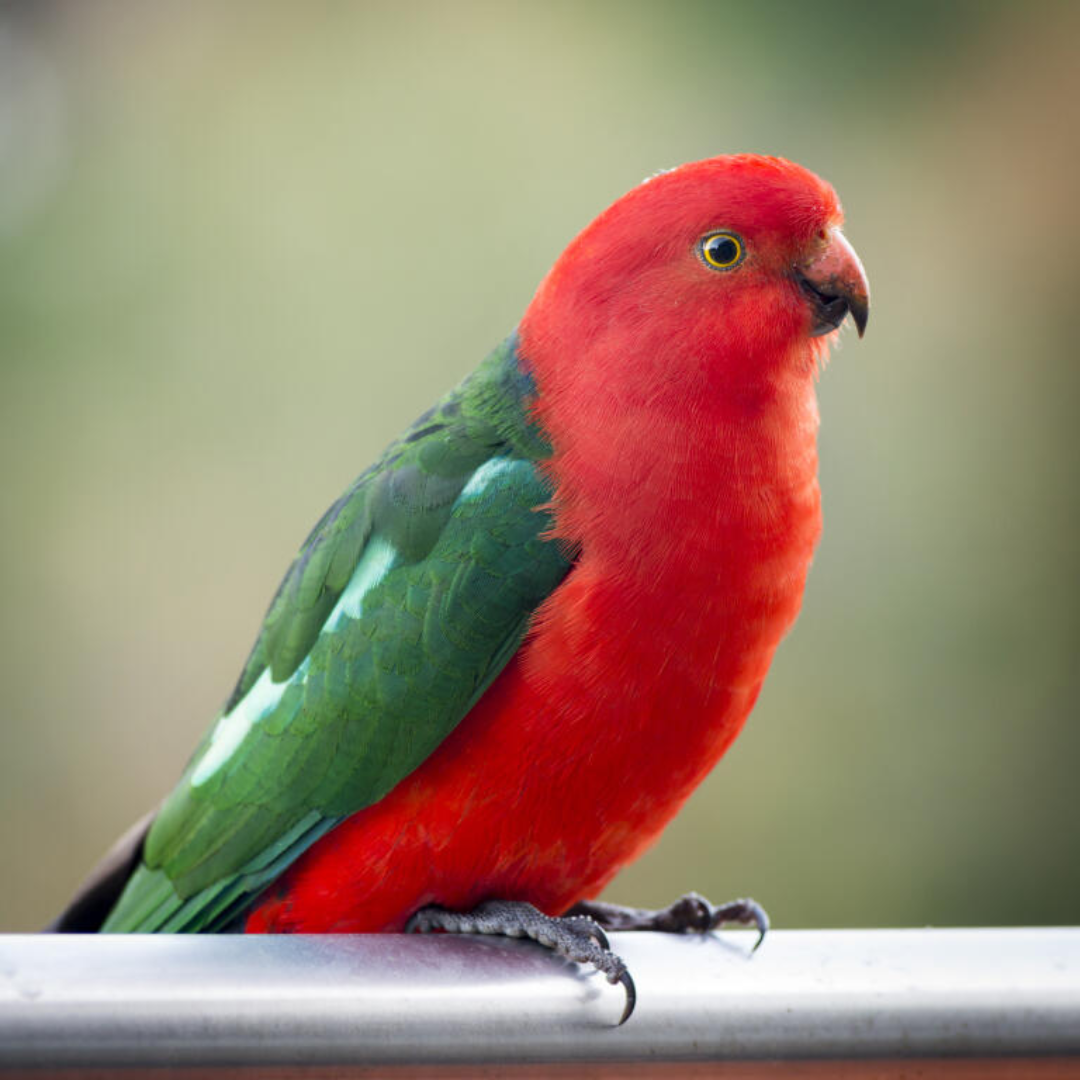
[1,0,1077,932]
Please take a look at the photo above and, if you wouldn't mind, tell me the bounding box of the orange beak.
[797,228,870,338]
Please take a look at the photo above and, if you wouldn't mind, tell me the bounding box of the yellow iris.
[701,232,744,270]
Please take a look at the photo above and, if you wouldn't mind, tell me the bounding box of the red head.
[520,154,868,422]
[518,154,869,560]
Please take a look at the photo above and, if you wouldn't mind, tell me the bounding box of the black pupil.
[707,236,738,265]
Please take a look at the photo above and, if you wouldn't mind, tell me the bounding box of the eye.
[699,231,745,271]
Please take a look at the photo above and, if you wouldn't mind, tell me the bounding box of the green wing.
[101,336,571,932]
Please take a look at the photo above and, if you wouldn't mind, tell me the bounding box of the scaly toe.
[708,897,770,951]
[407,899,635,1023]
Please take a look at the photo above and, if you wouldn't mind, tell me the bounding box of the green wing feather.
[102,336,571,932]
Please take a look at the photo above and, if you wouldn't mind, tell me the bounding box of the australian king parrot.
[53,154,869,1022]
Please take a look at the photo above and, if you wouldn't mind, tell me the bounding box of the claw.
[562,913,610,950]
[748,902,769,953]
[409,900,634,1026]
[708,897,769,954]
[617,969,637,1025]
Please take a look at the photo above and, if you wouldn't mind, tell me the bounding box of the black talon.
[586,921,611,950]
[617,969,637,1025]
[569,892,769,955]
[409,899,633,1025]
[708,897,769,952]
[562,913,610,950]
[748,904,769,952]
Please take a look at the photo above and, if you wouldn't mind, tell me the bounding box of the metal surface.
[1,929,1078,1069]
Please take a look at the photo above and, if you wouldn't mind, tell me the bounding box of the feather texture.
[98,337,571,932]
[59,154,865,937]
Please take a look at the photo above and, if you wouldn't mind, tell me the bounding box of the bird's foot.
[567,892,769,952]
[406,898,636,1024]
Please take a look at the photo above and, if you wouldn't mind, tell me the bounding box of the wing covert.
[100,337,570,932]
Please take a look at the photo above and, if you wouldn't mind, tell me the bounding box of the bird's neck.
[527,334,823,595]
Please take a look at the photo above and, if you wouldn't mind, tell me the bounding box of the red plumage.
[247,155,862,933]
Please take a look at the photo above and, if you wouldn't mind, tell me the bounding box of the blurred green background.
[1,0,1077,932]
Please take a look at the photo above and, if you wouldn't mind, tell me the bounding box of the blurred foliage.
[1,0,1077,932]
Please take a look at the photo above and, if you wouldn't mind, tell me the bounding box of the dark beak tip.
[797,228,870,343]
[851,299,869,338]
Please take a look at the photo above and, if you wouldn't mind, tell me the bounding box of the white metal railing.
[1,928,1079,1071]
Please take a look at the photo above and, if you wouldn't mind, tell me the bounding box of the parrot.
[51,154,869,1024]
